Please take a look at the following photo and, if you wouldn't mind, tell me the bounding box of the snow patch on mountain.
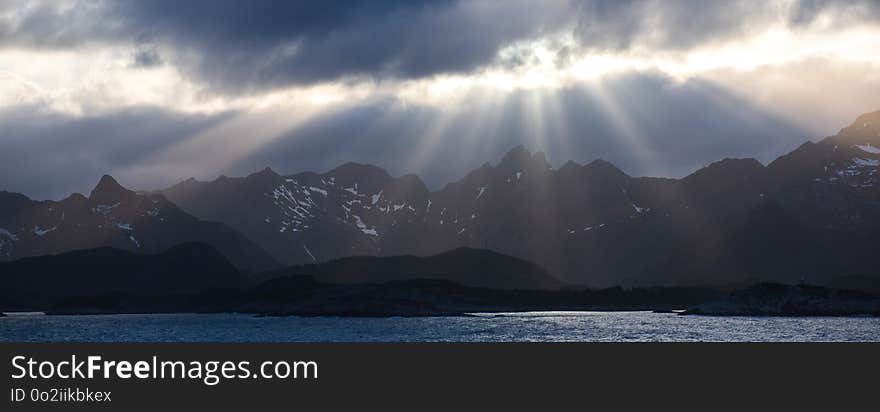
[852,157,880,167]
[268,184,315,233]
[631,203,649,214]
[855,144,880,154]
[303,245,316,262]
[33,226,56,236]
[92,202,120,215]
[0,228,18,241]
[343,184,362,196]
[353,215,378,236]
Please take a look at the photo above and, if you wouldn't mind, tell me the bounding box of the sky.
[2,0,880,200]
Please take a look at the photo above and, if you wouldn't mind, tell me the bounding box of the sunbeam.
[587,82,659,172]
[121,106,324,185]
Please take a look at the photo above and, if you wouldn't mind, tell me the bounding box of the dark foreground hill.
[0,244,721,316]
[267,247,566,290]
[0,243,246,310]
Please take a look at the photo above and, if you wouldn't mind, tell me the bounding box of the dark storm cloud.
[2,0,879,93]
[3,0,554,93]
[572,0,770,51]
[789,0,880,25]
[570,0,880,52]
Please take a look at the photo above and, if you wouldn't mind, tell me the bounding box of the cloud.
[788,0,880,26]
[571,0,775,51]
[5,0,876,95]
[110,0,571,94]
[131,47,162,68]
[0,105,231,200]
[5,0,555,93]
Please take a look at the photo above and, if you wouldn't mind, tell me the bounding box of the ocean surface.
[1,312,879,342]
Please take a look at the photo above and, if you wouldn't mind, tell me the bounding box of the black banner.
[1,343,877,410]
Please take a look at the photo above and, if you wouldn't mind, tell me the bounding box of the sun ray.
[585,82,659,171]
[123,106,323,184]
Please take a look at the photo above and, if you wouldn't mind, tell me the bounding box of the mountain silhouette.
[157,110,880,288]
[0,175,279,272]
[2,110,879,289]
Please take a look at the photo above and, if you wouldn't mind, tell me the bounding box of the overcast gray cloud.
[2,0,878,93]
[571,0,880,52]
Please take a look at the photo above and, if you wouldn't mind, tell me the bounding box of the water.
[1,312,878,342]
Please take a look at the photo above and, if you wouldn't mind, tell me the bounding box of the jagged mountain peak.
[685,157,765,181]
[830,109,880,146]
[582,158,629,179]
[62,192,87,201]
[843,110,880,131]
[326,162,391,181]
[248,167,280,179]
[499,144,529,163]
[707,157,764,172]
[244,167,283,186]
[532,151,549,167]
[497,145,551,172]
[557,160,583,174]
[137,112,880,289]
[89,174,133,203]
[0,190,31,203]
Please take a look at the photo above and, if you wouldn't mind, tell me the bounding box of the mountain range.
[2,110,879,289]
[0,175,278,272]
